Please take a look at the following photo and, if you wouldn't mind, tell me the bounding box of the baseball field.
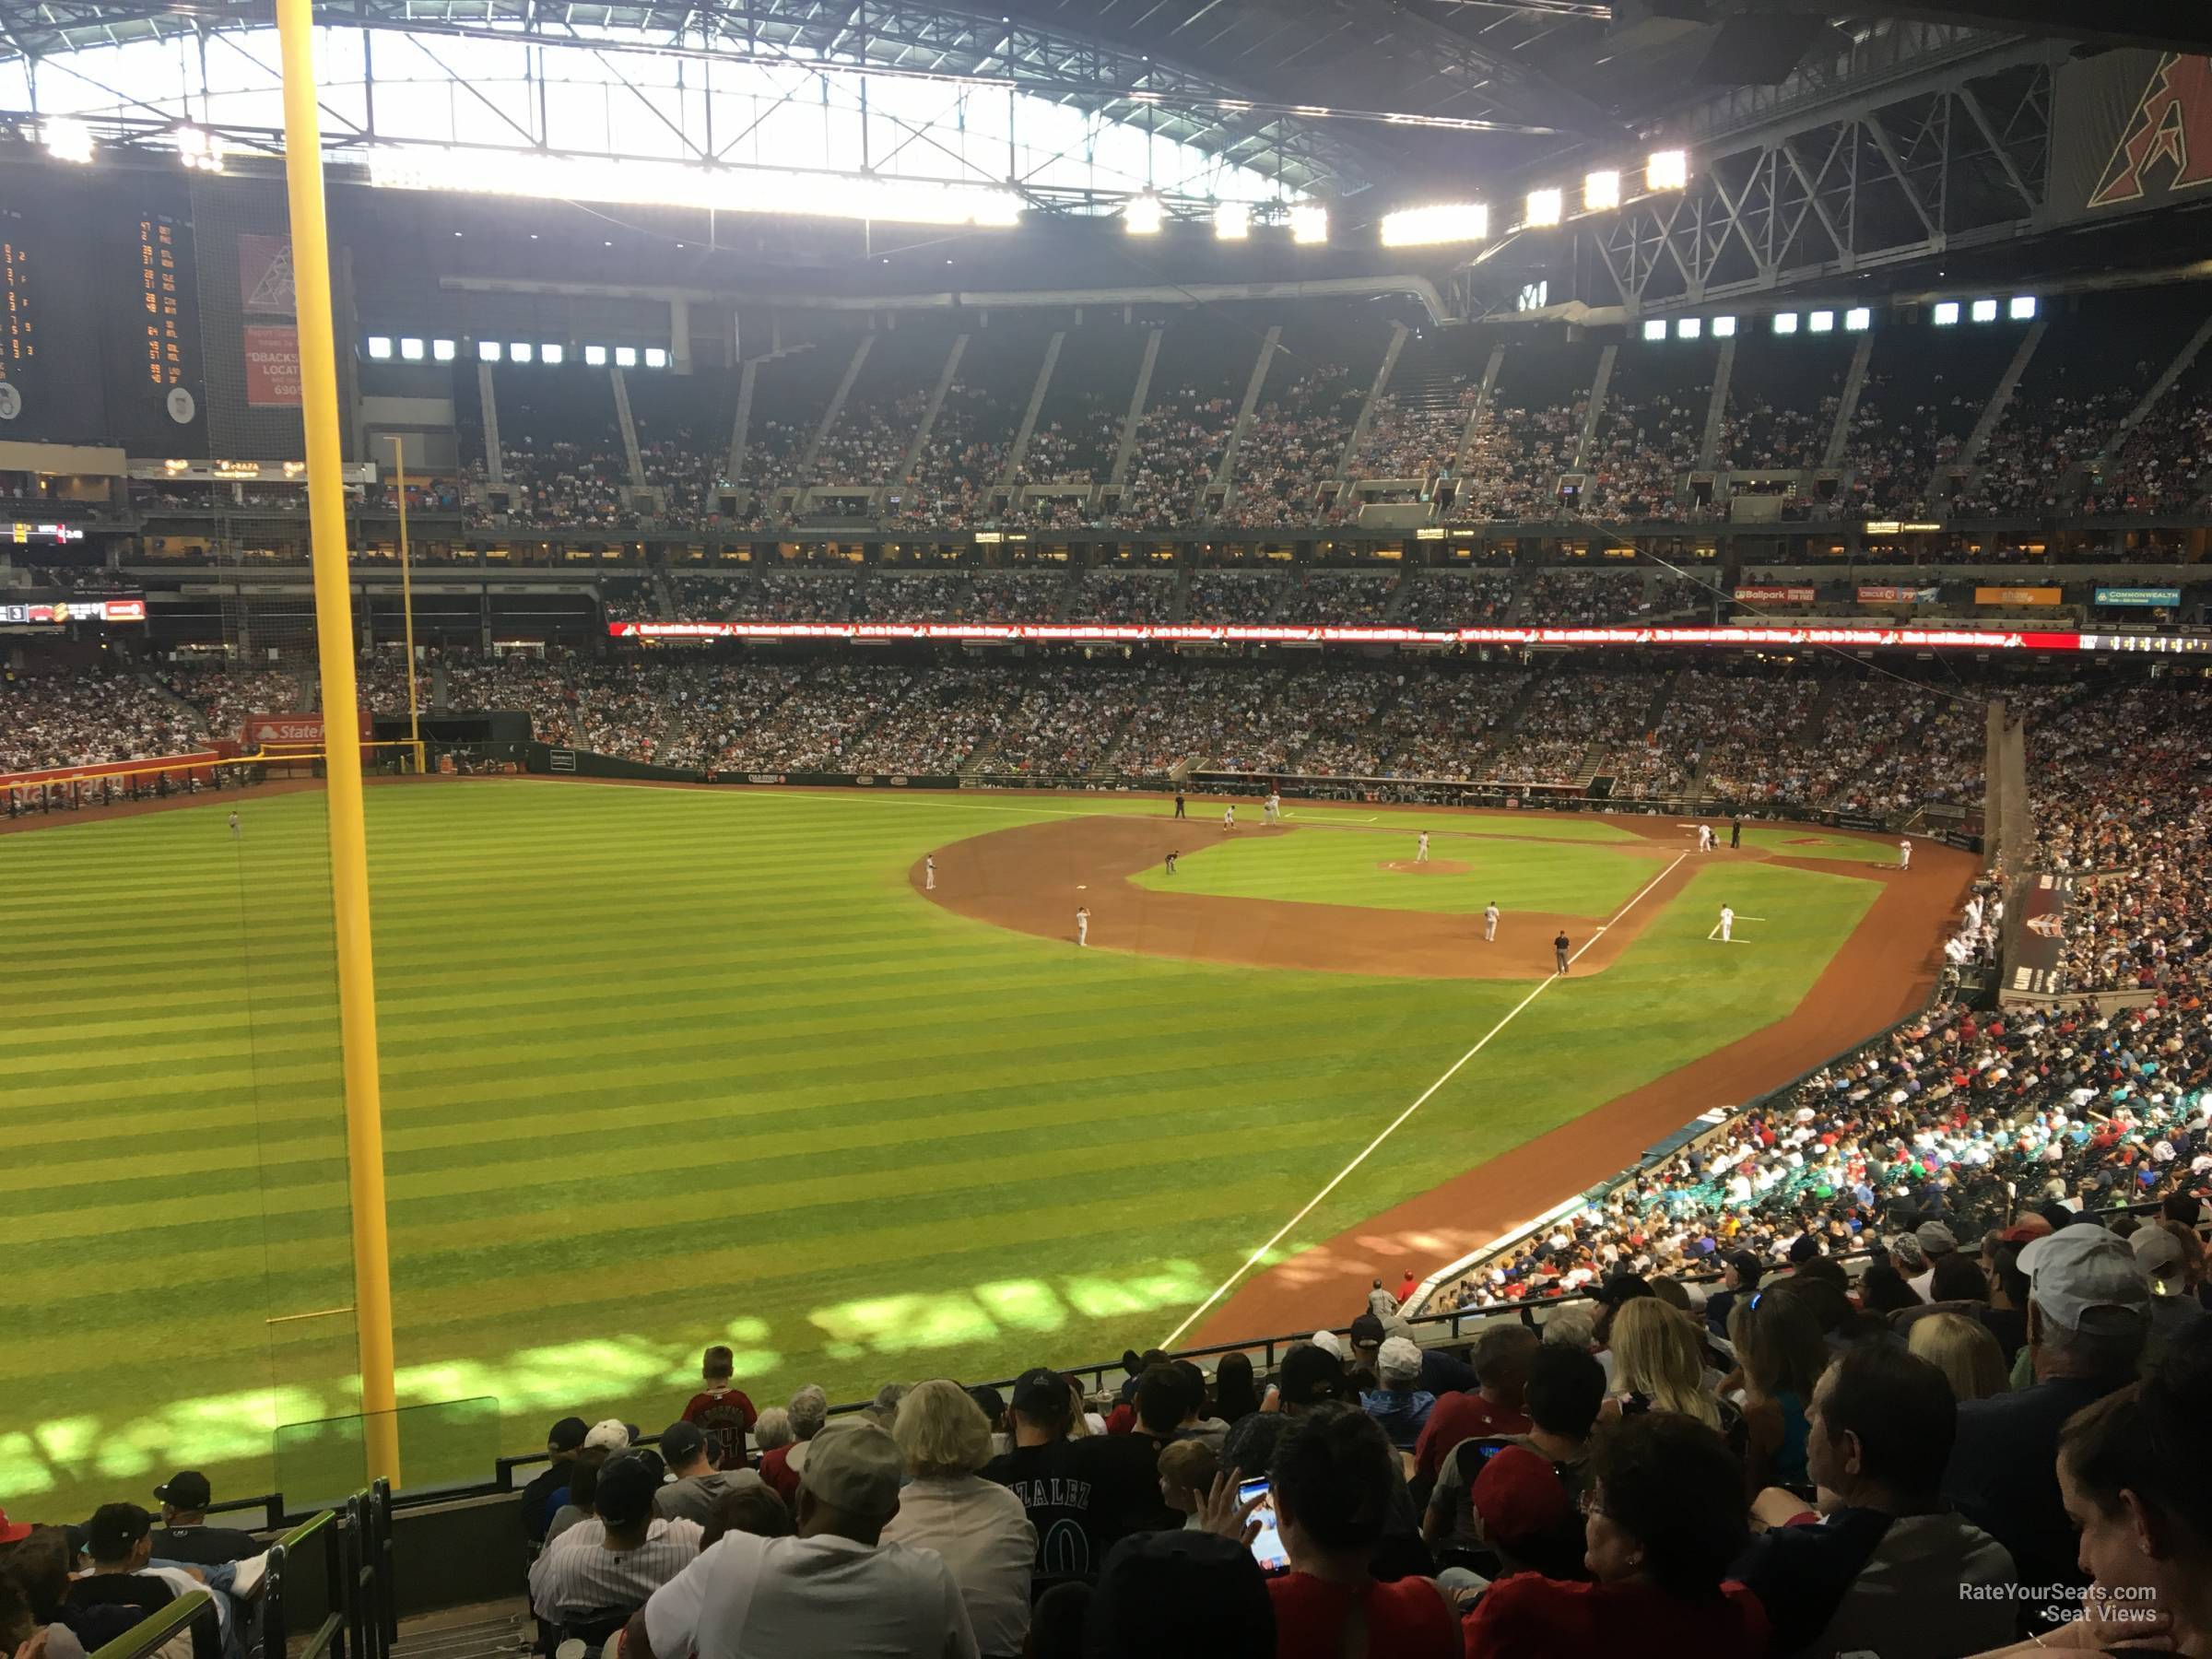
[1,779,1964,1517]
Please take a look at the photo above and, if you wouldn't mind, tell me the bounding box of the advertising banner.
[2009,874,2075,999]
[2053,49,2212,221]
[241,325,301,407]
[2094,586,2181,606]
[244,712,373,748]
[1974,586,2064,607]
[0,597,145,625]
[1855,585,1939,604]
[1733,584,1817,604]
[236,233,295,316]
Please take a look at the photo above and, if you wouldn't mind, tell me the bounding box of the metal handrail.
[88,1592,214,1659]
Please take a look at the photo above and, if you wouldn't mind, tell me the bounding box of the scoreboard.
[0,169,206,449]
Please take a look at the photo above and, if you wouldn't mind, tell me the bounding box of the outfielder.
[1076,906,1090,947]
[1416,831,1430,864]
[228,811,241,841]
[1483,901,1500,943]
[1899,837,1912,870]
[924,854,935,891]
[1720,903,1735,942]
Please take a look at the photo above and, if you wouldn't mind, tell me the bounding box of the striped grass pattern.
[2,782,1877,1515]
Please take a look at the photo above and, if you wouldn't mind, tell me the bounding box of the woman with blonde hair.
[879,1379,1038,1659]
[1907,1310,2009,1403]
[1727,1287,1827,1496]
[1608,1299,1740,1445]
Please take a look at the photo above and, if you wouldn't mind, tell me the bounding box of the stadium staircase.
[1380,571,1415,623]
[140,671,211,733]
[649,570,676,615]
[1169,562,1194,622]
[389,1606,529,1659]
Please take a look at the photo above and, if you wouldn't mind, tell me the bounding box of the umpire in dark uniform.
[1554,930,1571,974]
[1729,817,1742,849]
[1173,786,1186,819]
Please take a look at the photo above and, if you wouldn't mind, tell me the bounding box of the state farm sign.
[244,712,374,747]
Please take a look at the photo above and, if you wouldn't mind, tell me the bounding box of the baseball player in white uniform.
[1077,906,1089,947]
[1483,901,1500,943]
[1416,831,1430,864]
[228,811,241,841]
[924,854,935,891]
[1720,903,1735,942]
[1697,823,1713,853]
[1223,805,1236,831]
[1899,837,1912,870]
[1264,791,1281,824]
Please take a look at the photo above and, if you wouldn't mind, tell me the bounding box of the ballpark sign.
[244,712,375,747]
[2054,49,2212,218]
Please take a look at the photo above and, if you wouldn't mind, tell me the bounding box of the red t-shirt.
[1414,1392,1531,1479]
[1461,1573,1769,1659]
[1270,1572,1458,1659]
[759,1441,799,1505]
[683,1386,758,1467]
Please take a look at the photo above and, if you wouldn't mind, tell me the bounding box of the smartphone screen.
[1239,1477,1288,1573]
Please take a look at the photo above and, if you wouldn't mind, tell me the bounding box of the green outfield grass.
[3,782,1884,1517]
[1130,819,1668,914]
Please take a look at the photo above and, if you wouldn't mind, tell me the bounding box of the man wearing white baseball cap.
[632,1418,977,1659]
[1942,1222,2151,1592]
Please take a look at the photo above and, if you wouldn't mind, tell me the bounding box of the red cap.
[0,1506,32,1545]
[1472,1445,1571,1548]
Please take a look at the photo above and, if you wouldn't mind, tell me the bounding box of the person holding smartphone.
[1199,1405,1458,1659]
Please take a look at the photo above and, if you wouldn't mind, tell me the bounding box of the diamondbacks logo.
[2088,52,2212,208]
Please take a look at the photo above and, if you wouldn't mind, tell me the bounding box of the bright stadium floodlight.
[477,340,502,362]
[1677,317,1702,339]
[1525,187,1563,228]
[541,343,564,365]
[1971,298,1999,323]
[1380,203,1488,246]
[1584,170,1620,211]
[510,342,534,363]
[399,337,425,361]
[1213,201,1250,241]
[644,347,669,369]
[615,347,639,368]
[585,345,608,367]
[44,118,94,164]
[1933,300,1960,325]
[1642,319,1667,341]
[366,335,394,360]
[2009,295,2038,320]
[1124,194,1165,235]
[1712,315,1737,337]
[175,125,225,173]
[1647,148,1688,191]
[432,338,456,361]
[1808,309,1835,333]
[365,144,1022,229]
[1773,312,1798,335]
[1289,204,1328,244]
[1844,307,1872,332]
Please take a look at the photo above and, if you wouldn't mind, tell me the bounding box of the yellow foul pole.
[276,0,401,1486]
[389,436,421,755]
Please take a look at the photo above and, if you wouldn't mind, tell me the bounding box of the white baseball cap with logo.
[2018,1226,2152,1335]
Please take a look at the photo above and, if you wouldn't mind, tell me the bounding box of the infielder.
[1165,851,1179,875]
[1899,837,1912,870]
[1223,804,1236,831]
[1483,901,1500,943]
[1697,823,1714,853]
[1076,905,1090,947]
[228,811,241,841]
[1553,930,1571,975]
[924,854,935,891]
[1720,903,1735,942]
[1416,831,1430,864]
[1265,791,1282,825]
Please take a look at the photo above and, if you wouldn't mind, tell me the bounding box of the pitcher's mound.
[1379,858,1471,875]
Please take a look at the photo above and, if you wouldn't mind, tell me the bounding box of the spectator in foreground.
[1078,1530,1275,1659]
[1424,1342,1606,1559]
[1606,1299,1741,1442]
[1411,1324,1538,1484]
[1727,1288,1825,1495]
[69,1507,220,1659]
[523,1417,590,1542]
[653,1421,770,1527]
[879,1380,1035,1659]
[528,1455,701,1630]
[1359,1337,1436,1450]
[1907,1311,2010,1403]
[1212,1351,1263,1423]
[1944,1225,2151,1591]
[1158,1438,1219,1529]
[1732,1345,2015,1659]
[1460,1413,1766,1659]
[1202,1404,1458,1658]
[759,1384,827,1505]
[983,1367,1163,1579]
[147,1474,261,1567]
[634,1420,978,1659]
[682,1346,759,1469]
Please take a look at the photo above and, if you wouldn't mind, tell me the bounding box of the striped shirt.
[528,1517,704,1624]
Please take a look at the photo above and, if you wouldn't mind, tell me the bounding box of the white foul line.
[1158,852,1688,1348]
